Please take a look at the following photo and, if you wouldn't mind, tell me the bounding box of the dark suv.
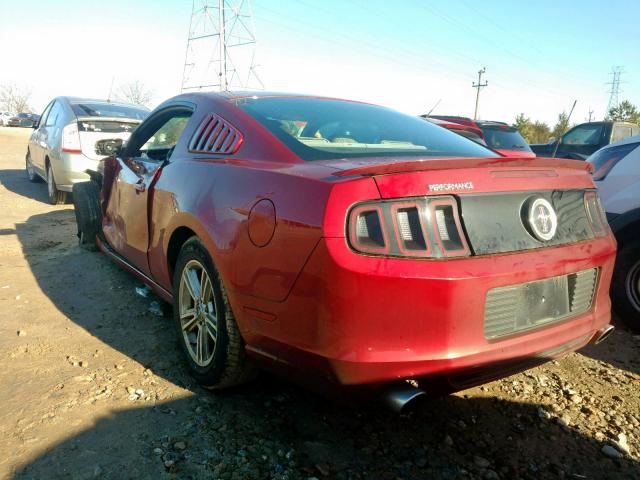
[532,121,639,160]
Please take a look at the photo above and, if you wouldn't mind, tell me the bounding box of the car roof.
[601,134,640,149]
[56,96,149,109]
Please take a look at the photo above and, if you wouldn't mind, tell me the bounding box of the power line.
[472,67,488,120]
[181,0,263,92]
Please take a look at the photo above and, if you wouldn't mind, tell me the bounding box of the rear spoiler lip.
[331,156,593,177]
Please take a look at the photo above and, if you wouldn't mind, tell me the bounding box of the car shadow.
[12,210,639,479]
[0,168,50,204]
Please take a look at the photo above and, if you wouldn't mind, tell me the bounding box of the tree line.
[513,100,640,144]
[0,81,154,114]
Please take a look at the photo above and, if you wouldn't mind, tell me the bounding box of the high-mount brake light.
[584,191,608,237]
[347,196,470,258]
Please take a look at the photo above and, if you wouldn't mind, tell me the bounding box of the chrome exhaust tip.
[594,325,615,345]
[382,383,427,413]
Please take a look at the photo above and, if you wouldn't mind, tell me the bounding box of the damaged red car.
[72,92,616,409]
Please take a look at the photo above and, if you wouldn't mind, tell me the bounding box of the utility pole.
[587,107,594,122]
[472,67,488,120]
[182,0,263,92]
[605,66,624,118]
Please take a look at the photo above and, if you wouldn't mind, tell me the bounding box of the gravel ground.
[0,126,638,480]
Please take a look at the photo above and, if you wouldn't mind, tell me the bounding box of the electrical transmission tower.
[605,66,624,116]
[472,67,488,120]
[181,0,263,92]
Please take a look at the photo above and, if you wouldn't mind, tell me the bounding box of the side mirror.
[95,138,124,157]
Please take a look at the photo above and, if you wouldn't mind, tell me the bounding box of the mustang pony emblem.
[526,197,558,241]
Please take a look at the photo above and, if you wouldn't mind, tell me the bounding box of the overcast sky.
[1,0,638,125]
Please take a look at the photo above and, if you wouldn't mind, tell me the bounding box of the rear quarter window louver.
[188,113,243,155]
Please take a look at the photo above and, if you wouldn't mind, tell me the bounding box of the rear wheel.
[611,240,640,332]
[173,237,256,389]
[25,151,41,183]
[72,181,102,251]
[47,163,66,205]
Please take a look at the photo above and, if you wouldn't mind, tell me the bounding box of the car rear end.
[235,95,615,390]
[296,158,616,388]
[53,101,148,191]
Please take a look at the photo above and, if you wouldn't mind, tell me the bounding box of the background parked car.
[26,96,149,204]
[532,121,639,159]
[588,135,640,331]
[7,112,37,127]
[422,116,487,145]
[0,111,15,126]
[426,115,535,158]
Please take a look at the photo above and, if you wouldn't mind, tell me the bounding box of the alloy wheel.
[626,260,640,312]
[178,259,218,366]
[47,166,54,198]
[26,154,35,179]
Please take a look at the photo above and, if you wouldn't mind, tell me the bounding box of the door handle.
[134,181,146,193]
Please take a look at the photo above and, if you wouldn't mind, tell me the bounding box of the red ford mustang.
[72,92,616,408]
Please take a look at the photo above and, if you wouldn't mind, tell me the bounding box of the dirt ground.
[0,127,638,480]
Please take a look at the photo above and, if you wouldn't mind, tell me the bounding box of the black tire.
[25,151,41,183]
[611,240,640,332]
[46,163,66,205]
[72,181,102,251]
[173,237,256,389]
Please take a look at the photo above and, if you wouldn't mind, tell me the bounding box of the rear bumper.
[240,235,616,386]
[52,152,98,191]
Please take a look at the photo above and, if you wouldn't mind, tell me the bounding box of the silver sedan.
[26,97,149,204]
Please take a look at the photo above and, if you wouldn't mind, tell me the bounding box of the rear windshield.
[480,126,532,152]
[17,113,30,118]
[71,102,149,120]
[237,97,497,161]
[455,129,487,145]
[588,142,639,180]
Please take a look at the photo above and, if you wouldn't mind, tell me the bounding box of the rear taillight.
[349,205,390,254]
[584,191,608,237]
[347,196,470,258]
[62,123,82,153]
[429,197,470,256]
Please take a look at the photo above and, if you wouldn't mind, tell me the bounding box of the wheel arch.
[167,225,198,279]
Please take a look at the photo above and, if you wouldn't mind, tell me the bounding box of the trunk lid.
[324,156,594,198]
[76,117,141,160]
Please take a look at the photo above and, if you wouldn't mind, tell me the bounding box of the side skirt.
[96,236,174,304]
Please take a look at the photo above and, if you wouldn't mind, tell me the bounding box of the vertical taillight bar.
[584,191,608,237]
[389,202,431,257]
[348,205,390,255]
[428,197,470,257]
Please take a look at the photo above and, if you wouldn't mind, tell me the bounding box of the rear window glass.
[562,123,603,146]
[71,102,149,120]
[588,142,639,180]
[455,130,487,145]
[78,120,140,133]
[236,97,497,161]
[480,127,532,152]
